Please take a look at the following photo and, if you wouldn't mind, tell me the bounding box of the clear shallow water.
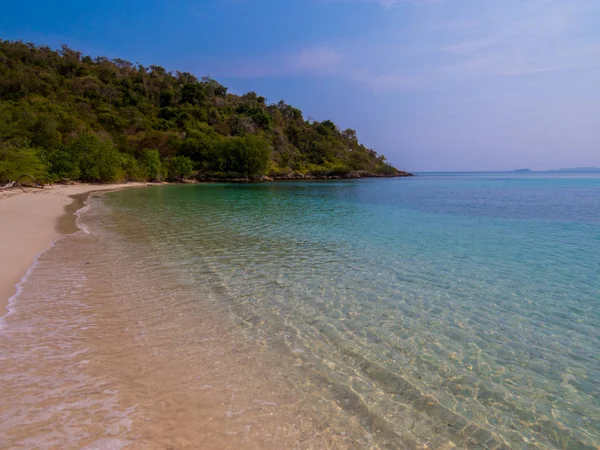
[2,173,599,449]
[92,173,600,449]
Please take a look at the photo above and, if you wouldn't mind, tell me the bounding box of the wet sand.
[0,183,148,316]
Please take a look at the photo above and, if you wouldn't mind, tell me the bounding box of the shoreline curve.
[0,183,150,317]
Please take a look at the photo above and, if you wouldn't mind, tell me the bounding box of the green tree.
[0,40,405,183]
[43,146,81,181]
[121,153,145,181]
[179,126,223,164]
[68,134,121,182]
[138,148,163,181]
[31,116,61,148]
[166,156,193,181]
[0,145,45,183]
[213,135,270,176]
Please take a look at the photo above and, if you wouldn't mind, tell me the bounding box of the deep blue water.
[97,173,600,448]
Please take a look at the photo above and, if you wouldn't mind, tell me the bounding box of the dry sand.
[0,183,148,315]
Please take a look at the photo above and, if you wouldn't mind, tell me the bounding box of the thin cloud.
[287,46,343,74]
[322,0,446,8]
[215,0,600,91]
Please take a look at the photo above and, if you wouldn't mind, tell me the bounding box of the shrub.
[68,134,121,183]
[43,146,80,181]
[0,145,46,183]
[211,135,270,176]
[121,153,145,181]
[166,156,193,181]
[375,163,398,175]
[138,148,163,181]
[306,161,351,176]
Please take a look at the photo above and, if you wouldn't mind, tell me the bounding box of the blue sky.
[2,0,599,171]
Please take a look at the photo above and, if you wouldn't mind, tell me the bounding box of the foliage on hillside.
[0,40,403,183]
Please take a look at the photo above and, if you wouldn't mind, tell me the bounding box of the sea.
[1,172,599,449]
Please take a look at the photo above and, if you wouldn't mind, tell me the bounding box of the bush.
[138,148,163,181]
[211,135,270,176]
[121,153,145,181]
[326,162,351,176]
[375,163,398,175]
[0,145,46,183]
[180,126,224,165]
[43,146,80,181]
[347,150,372,171]
[267,160,290,176]
[166,156,193,181]
[306,161,351,176]
[68,134,121,183]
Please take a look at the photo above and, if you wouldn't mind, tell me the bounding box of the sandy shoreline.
[0,183,149,315]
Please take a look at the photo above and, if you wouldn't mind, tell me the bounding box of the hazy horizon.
[416,166,600,173]
[2,0,599,172]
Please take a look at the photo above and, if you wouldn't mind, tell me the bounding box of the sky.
[1,0,600,171]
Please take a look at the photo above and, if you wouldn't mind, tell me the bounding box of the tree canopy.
[0,40,405,183]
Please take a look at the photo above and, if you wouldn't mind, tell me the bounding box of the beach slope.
[0,184,145,314]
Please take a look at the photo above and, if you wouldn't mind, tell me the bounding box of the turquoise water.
[94,173,600,448]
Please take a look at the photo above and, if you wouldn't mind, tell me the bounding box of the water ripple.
[83,176,600,448]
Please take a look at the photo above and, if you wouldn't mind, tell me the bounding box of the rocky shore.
[196,170,414,183]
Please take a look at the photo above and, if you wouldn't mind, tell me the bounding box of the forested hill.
[0,40,411,184]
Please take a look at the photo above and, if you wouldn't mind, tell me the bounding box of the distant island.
[0,40,411,186]
[509,168,600,174]
[550,167,600,173]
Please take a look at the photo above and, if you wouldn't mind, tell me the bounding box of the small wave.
[0,238,60,328]
[1,193,99,326]
[74,195,97,235]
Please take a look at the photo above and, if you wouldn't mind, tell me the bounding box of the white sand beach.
[0,183,147,315]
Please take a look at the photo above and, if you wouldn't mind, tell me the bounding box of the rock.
[195,170,414,183]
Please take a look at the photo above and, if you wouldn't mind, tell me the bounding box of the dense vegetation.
[0,40,406,184]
